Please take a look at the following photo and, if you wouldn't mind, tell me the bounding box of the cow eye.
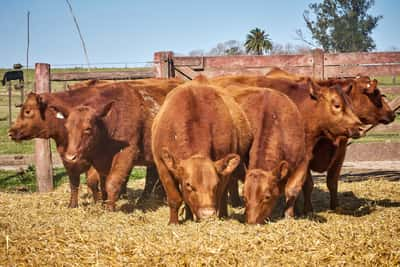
[263,194,272,202]
[332,101,341,110]
[24,110,32,116]
[185,182,194,192]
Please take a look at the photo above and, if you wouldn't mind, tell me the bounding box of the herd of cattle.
[8,68,396,224]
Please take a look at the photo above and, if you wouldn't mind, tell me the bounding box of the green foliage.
[0,166,69,192]
[303,0,382,52]
[244,28,273,55]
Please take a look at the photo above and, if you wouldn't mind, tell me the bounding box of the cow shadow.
[302,170,400,217]
[119,187,166,214]
[229,170,400,223]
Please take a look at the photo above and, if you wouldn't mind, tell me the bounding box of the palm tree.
[245,28,273,55]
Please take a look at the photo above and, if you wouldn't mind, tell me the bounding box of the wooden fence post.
[312,49,325,80]
[7,81,12,127]
[34,63,53,192]
[154,51,174,78]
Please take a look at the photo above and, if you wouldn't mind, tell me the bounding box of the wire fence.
[0,63,155,155]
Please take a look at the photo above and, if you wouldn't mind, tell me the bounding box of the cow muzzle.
[64,153,78,163]
[8,128,25,141]
[197,208,216,220]
[379,112,396,125]
[347,127,363,139]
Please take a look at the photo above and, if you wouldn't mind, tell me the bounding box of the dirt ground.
[1,173,399,266]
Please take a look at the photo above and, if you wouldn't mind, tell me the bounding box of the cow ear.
[49,104,70,119]
[306,78,321,100]
[272,161,289,180]
[215,153,241,176]
[363,81,375,94]
[161,147,177,172]
[96,101,114,118]
[342,83,353,95]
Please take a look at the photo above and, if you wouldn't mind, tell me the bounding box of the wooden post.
[34,63,53,192]
[7,82,12,127]
[154,51,174,78]
[312,49,324,80]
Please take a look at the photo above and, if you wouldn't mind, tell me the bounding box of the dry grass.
[1,176,399,266]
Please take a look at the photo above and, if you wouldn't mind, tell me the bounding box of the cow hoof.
[68,203,78,208]
[106,205,116,212]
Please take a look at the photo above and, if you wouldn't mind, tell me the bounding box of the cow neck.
[299,98,326,156]
[45,109,68,148]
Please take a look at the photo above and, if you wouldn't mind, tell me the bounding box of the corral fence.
[28,49,400,191]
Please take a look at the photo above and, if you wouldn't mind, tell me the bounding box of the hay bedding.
[0,178,399,266]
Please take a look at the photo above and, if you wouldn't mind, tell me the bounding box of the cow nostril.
[65,154,77,162]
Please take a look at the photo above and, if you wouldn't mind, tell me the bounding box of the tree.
[300,0,382,52]
[244,28,272,55]
[207,40,245,56]
[270,42,311,55]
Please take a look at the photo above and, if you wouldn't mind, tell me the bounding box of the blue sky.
[0,0,399,68]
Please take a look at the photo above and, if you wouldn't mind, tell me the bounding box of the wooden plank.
[201,66,314,78]
[325,64,400,78]
[51,70,155,81]
[379,87,400,94]
[174,57,204,69]
[34,63,53,193]
[173,54,314,70]
[325,52,400,66]
[204,54,314,69]
[174,66,201,80]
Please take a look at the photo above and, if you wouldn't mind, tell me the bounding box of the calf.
[50,79,183,210]
[151,77,252,224]
[308,75,395,210]
[9,78,182,208]
[212,74,363,211]
[228,87,308,223]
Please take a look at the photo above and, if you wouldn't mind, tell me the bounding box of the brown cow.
[151,77,252,224]
[307,75,395,211]
[227,86,308,223]
[9,78,183,208]
[265,68,396,212]
[211,74,363,210]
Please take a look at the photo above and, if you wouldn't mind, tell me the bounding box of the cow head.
[52,102,114,163]
[243,161,289,224]
[306,79,363,140]
[8,92,56,141]
[161,149,240,220]
[346,77,395,125]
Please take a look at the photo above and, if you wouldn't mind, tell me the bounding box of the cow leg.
[228,164,245,207]
[104,148,136,211]
[155,161,182,224]
[67,171,80,208]
[327,142,347,210]
[302,170,314,215]
[284,160,309,218]
[119,178,129,198]
[219,186,229,218]
[141,164,164,199]
[185,203,194,221]
[100,174,107,202]
[86,167,102,203]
